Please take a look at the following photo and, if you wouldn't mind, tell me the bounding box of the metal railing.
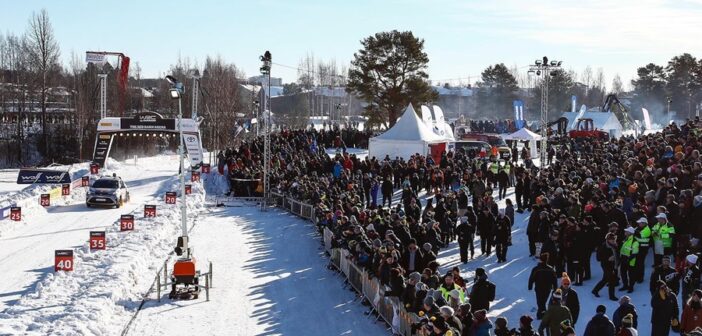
[269,192,423,336]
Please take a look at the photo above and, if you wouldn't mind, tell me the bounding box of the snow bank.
[0,178,207,336]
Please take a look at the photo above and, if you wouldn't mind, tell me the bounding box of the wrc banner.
[85,52,107,65]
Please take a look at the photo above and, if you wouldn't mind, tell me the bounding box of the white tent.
[503,128,541,159]
[368,104,446,160]
[503,128,542,141]
[560,111,623,138]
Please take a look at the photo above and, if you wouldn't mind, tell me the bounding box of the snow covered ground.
[0,155,199,335]
[128,205,386,336]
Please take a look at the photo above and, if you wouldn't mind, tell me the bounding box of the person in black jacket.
[650,255,680,295]
[651,280,680,336]
[592,233,620,301]
[612,296,638,332]
[381,177,393,208]
[583,305,615,336]
[494,209,512,263]
[528,252,557,319]
[477,207,495,255]
[456,213,476,263]
[469,268,494,312]
[559,273,581,326]
[526,206,541,256]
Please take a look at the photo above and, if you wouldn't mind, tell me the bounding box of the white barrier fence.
[268,191,425,336]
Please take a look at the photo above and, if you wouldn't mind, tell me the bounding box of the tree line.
[343,30,702,128]
[0,10,250,167]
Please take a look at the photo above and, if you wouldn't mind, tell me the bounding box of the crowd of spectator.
[218,115,702,336]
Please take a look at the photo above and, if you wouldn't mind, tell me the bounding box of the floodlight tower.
[259,51,272,211]
[527,56,562,167]
[165,75,189,256]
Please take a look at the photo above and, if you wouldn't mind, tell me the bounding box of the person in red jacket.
[681,289,702,334]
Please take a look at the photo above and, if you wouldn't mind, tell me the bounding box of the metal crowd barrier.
[271,193,420,336]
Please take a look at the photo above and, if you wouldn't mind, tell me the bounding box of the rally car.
[86,175,130,208]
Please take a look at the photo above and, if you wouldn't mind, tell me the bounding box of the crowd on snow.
[218,115,702,336]
[460,119,520,134]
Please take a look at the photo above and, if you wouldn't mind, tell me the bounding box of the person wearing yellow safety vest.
[488,161,500,189]
[619,227,639,293]
[438,272,466,303]
[634,217,651,283]
[652,212,675,267]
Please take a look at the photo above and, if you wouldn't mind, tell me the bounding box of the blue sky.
[2,0,702,89]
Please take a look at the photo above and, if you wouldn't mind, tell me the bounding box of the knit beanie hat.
[622,313,634,326]
[552,288,563,300]
[440,306,455,317]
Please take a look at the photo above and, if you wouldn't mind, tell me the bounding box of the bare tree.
[25,9,60,155]
[611,74,623,95]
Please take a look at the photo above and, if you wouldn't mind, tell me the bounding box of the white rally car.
[86,175,130,208]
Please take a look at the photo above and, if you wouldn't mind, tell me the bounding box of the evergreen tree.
[630,63,667,118]
[476,63,518,118]
[665,53,701,118]
[347,30,437,128]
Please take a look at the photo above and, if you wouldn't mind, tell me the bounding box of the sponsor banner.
[85,52,106,64]
[120,113,175,131]
[16,169,71,184]
[183,133,204,166]
[93,134,114,167]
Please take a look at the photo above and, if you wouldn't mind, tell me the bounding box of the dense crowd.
[462,119,519,134]
[219,115,702,336]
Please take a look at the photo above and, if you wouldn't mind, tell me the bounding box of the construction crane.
[602,94,643,135]
[85,51,130,116]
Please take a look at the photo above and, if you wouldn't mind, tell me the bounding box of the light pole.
[667,97,672,124]
[527,56,562,167]
[165,75,189,257]
[259,51,272,211]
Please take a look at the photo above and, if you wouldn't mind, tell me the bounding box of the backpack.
[485,280,496,301]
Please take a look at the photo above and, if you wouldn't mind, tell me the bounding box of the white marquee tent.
[503,128,542,159]
[368,104,446,160]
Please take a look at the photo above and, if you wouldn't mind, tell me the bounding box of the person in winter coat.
[559,273,580,326]
[494,316,509,336]
[528,253,558,319]
[469,268,494,312]
[526,207,541,256]
[457,303,474,336]
[440,305,464,334]
[681,254,701,308]
[477,207,496,255]
[593,233,620,301]
[471,309,493,336]
[538,290,573,336]
[583,305,616,336]
[381,177,393,208]
[612,296,638,332]
[439,272,466,303]
[650,255,680,295]
[651,280,680,336]
[505,199,515,227]
[494,209,512,263]
[619,226,639,293]
[618,313,638,336]
[402,272,421,308]
[681,289,702,334]
[400,239,424,273]
[515,315,538,336]
[456,213,476,263]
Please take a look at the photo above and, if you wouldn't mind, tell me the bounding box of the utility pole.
[528,56,562,167]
